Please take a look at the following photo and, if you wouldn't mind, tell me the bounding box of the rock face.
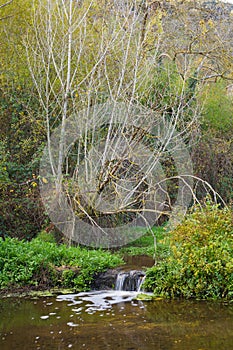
[91,269,145,291]
[91,269,119,290]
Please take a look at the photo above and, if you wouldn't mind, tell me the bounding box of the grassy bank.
[0,236,123,293]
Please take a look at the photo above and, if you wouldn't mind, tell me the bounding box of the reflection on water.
[0,291,233,350]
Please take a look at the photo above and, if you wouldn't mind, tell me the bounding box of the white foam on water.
[56,290,141,313]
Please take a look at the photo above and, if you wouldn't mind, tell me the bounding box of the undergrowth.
[0,236,123,292]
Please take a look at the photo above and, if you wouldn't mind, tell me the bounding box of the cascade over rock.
[91,269,145,292]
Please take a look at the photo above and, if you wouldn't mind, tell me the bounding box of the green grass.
[119,226,170,260]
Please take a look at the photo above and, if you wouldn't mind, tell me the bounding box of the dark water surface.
[0,291,233,350]
[122,254,155,270]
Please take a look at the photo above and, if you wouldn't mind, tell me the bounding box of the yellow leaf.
[42,177,48,184]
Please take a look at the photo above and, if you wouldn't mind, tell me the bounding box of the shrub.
[200,80,233,134]
[144,204,233,300]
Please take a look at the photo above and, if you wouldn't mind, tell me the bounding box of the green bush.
[200,80,233,134]
[144,204,233,300]
[0,237,123,291]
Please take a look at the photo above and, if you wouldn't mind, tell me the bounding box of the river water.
[0,291,233,350]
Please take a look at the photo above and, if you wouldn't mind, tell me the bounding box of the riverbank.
[1,204,232,300]
[0,236,123,295]
[0,226,167,297]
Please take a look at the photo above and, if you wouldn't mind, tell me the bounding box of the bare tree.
[26,0,223,247]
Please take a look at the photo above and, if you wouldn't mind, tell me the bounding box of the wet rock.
[91,269,119,290]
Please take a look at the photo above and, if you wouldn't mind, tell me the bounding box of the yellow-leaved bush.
[144,203,233,300]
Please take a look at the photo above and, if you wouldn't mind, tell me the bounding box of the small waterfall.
[115,270,145,292]
[137,275,146,293]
